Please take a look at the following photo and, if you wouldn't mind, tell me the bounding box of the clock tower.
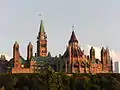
[37,20,47,57]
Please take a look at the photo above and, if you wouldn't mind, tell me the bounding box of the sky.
[0,0,120,61]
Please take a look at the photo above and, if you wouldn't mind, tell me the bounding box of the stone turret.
[13,41,20,68]
[27,42,33,60]
[90,46,95,61]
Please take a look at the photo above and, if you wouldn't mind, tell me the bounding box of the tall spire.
[37,17,47,57]
[39,20,45,32]
[106,46,109,51]
[69,25,78,44]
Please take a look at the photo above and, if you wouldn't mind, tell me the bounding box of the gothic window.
[74,64,79,68]
[41,50,47,53]
[30,48,32,52]
[41,36,44,40]
[41,44,46,47]
[16,47,19,51]
[86,63,90,68]
[81,62,85,68]
[16,64,18,68]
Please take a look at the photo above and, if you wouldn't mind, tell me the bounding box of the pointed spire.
[101,47,105,50]
[48,52,51,57]
[15,41,18,44]
[28,42,33,48]
[14,41,19,46]
[101,47,106,54]
[90,46,95,52]
[28,42,32,46]
[106,46,109,51]
[39,20,45,32]
[69,30,78,44]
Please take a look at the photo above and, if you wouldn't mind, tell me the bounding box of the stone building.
[61,28,113,74]
[0,55,9,73]
[11,20,59,73]
[10,20,113,74]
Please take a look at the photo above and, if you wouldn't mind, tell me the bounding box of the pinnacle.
[69,31,78,43]
[39,20,45,32]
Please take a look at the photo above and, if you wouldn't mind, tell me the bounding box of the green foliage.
[0,72,120,90]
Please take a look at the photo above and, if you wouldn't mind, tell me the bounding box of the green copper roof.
[39,20,45,32]
[31,56,59,65]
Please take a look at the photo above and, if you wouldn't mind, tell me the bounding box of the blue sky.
[0,0,120,60]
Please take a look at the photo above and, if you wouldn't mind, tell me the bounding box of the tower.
[65,25,84,73]
[27,42,33,60]
[110,58,113,72]
[90,46,95,61]
[101,47,108,71]
[37,20,47,57]
[13,41,20,68]
[105,46,110,64]
[101,47,106,65]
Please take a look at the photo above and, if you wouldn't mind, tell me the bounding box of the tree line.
[0,66,120,90]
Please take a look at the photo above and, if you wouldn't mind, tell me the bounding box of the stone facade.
[11,20,113,74]
[62,30,113,74]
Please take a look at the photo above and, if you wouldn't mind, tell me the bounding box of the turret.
[65,25,83,73]
[90,46,95,61]
[110,58,113,72]
[13,41,20,68]
[27,42,33,60]
[69,31,78,47]
[105,46,110,64]
[101,47,106,64]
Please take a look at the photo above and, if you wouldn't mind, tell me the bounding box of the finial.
[15,41,17,43]
[29,42,31,45]
[106,46,109,51]
[15,41,18,45]
[91,46,93,49]
[14,41,19,46]
[72,24,75,31]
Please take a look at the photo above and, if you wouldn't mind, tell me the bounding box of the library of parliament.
[2,20,113,74]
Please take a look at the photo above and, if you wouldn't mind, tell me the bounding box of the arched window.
[16,47,19,51]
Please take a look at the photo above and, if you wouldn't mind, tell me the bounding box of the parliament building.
[11,20,113,74]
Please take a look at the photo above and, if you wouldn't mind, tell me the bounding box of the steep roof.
[31,56,59,65]
[39,20,45,32]
[63,46,83,58]
[69,31,78,44]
